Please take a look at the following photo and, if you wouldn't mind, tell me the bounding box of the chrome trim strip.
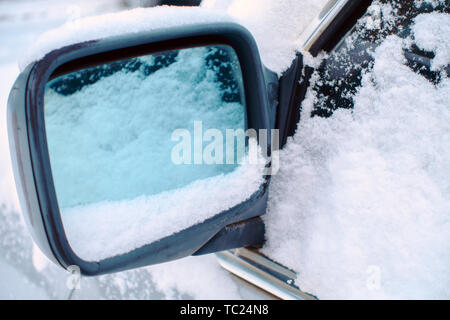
[297,0,350,52]
[215,248,316,300]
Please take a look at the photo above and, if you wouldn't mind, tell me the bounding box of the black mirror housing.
[8,21,277,275]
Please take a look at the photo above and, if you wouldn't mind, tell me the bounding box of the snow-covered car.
[4,0,450,300]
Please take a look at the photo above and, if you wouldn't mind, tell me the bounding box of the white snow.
[19,6,238,71]
[415,0,448,8]
[98,253,273,299]
[263,10,450,299]
[43,44,266,261]
[20,0,330,75]
[0,258,49,299]
[204,0,329,74]
[0,63,21,213]
[145,254,250,299]
[4,0,449,301]
[63,157,264,261]
[412,12,450,70]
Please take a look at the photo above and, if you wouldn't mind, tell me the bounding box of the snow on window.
[263,3,450,299]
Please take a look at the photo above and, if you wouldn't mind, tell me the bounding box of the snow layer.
[19,6,237,71]
[45,47,246,209]
[263,10,450,299]
[412,12,450,70]
[203,0,329,74]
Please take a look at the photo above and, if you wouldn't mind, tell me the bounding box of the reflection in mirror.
[44,45,265,261]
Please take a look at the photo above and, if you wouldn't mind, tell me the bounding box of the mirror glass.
[44,45,263,261]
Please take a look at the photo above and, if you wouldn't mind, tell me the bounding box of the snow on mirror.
[44,45,263,261]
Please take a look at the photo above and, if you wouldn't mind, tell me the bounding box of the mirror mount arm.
[276,53,314,148]
[263,67,279,131]
[192,217,265,256]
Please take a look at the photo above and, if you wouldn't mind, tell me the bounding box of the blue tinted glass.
[44,45,247,209]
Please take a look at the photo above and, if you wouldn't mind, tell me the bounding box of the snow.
[262,7,450,299]
[45,46,246,209]
[0,0,280,300]
[63,157,264,261]
[0,258,49,299]
[143,254,248,299]
[97,253,274,299]
[412,12,450,70]
[203,0,329,75]
[19,6,238,71]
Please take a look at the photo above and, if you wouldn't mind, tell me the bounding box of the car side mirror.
[7,8,278,275]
